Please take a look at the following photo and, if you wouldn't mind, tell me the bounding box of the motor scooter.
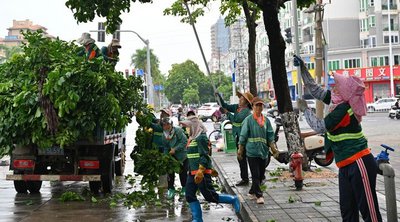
[388,105,400,119]
[266,113,334,168]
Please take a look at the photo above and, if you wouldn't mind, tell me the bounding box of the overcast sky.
[0,0,222,75]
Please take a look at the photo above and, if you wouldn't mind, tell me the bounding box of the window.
[344,58,361,68]
[328,60,340,70]
[369,36,377,47]
[369,15,376,27]
[360,18,369,32]
[305,62,315,70]
[370,57,378,66]
[395,55,400,65]
[361,39,369,48]
[360,0,368,11]
[384,35,399,43]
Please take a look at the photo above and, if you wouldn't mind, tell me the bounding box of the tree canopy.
[130,47,165,85]
[164,60,215,104]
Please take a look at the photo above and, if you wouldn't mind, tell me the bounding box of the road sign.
[137,69,144,76]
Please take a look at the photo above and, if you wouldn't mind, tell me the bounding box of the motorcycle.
[388,105,400,119]
[265,113,334,168]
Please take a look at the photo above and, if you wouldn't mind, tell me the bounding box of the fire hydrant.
[290,151,303,190]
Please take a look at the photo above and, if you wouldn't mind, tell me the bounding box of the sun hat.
[252,97,265,106]
[110,39,121,48]
[236,91,254,104]
[333,73,366,121]
[160,108,172,117]
[77,32,95,45]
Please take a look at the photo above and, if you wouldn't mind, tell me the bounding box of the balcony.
[383,25,399,31]
[382,4,397,10]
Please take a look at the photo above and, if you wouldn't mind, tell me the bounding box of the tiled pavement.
[211,151,398,222]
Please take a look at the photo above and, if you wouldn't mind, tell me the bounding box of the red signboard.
[334,66,400,81]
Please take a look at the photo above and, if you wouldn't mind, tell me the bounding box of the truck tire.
[89,181,101,194]
[14,181,28,193]
[27,181,42,193]
[101,161,114,193]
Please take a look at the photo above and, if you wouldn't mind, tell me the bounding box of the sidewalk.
[211,151,396,222]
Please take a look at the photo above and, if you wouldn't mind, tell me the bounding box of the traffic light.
[125,69,129,78]
[284,28,292,44]
[132,69,136,76]
[97,22,105,42]
[113,24,121,41]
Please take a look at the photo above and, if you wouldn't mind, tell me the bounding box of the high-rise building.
[209,17,231,74]
[1,20,51,47]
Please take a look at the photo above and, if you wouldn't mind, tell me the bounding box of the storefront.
[335,65,400,103]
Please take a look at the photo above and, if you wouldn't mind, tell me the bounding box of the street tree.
[210,70,232,100]
[64,0,315,167]
[164,60,213,104]
[0,45,23,64]
[183,84,200,105]
[131,47,165,85]
[164,0,260,97]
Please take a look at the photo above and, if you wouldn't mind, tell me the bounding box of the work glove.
[269,142,279,159]
[169,148,176,155]
[293,55,305,68]
[210,168,219,177]
[194,165,205,184]
[237,144,245,161]
[297,98,309,112]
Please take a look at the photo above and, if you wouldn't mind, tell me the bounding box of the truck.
[6,127,126,194]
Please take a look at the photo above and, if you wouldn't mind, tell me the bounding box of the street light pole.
[118,30,154,106]
[90,29,154,106]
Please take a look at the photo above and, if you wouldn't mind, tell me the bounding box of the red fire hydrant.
[290,151,303,190]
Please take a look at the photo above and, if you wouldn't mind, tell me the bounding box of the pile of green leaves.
[0,31,144,157]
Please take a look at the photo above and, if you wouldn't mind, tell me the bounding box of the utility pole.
[314,1,324,118]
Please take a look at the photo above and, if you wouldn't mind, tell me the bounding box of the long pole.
[183,1,222,105]
[293,0,302,99]
[388,7,394,97]
[314,1,324,118]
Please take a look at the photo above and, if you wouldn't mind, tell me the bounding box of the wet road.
[0,118,239,222]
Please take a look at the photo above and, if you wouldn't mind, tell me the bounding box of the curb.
[211,156,258,222]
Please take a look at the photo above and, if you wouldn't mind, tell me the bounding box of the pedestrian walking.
[180,113,240,222]
[238,97,276,204]
[295,55,382,222]
[159,116,188,200]
[76,32,100,60]
[215,91,253,186]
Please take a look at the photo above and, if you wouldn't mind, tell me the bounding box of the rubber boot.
[167,189,175,200]
[218,194,240,213]
[188,201,203,222]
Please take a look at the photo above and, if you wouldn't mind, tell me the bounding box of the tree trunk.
[242,2,257,97]
[261,0,307,167]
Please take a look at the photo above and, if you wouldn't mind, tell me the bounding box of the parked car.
[367,98,397,112]
[197,102,220,122]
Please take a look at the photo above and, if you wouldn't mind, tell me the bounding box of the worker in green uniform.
[238,97,276,204]
[160,117,188,200]
[215,91,253,186]
[180,113,240,222]
[76,32,100,60]
[149,108,172,152]
[295,55,382,222]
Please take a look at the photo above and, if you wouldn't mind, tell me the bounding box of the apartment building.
[212,0,400,103]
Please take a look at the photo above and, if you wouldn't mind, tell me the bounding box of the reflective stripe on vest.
[248,137,267,144]
[188,140,198,147]
[327,108,364,142]
[153,132,162,136]
[232,122,242,127]
[187,153,200,159]
[190,169,212,175]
